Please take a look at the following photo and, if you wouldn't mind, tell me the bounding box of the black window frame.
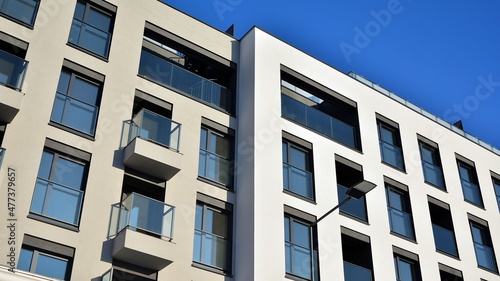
[469,218,498,273]
[418,140,446,190]
[456,159,483,207]
[282,138,315,202]
[386,183,415,241]
[428,198,459,258]
[0,0,40,27]
[492,176,500,212]
[377,119,405,171]
[394,254,420,281]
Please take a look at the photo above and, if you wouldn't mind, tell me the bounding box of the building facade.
[0,0,499,280]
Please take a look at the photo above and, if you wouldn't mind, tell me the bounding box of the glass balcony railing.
[344,261,372,281]
[121,109,181,152]
[474,242,498,272]
[110,193,175,239]
[193,229,230,271]
[281,94,357,150]
[69,18,111,57]
[0,0,38,26]
[285,242,318,281]
[198,149,231,186]
[0,147,5,168]
[283,163,313,199]
[51,92,98,135]
[461,179,482,206]
[432,224,458,257]
[139,49,230,112]
[388,207,415,240]
[0,48,28,91]
[30,178,84,225]
[422,161,445,189]
[338,184,367,221]
[379,140,404,170]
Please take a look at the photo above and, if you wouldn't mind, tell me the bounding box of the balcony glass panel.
[111,193,175,239]
[494,181,500,211]
[121,109,181,152]
[380,140,404,169]
[69,18,111,57]
[193,229,229,270]
[432,224,458,257]
[474,242,498,271]
[139,49,230,111]
[344,261,372,281]
[0,0,38,25]
[198,149,230,185]
[422,162,445,189]
[51,93,98,135]
[338,184,367,221]
[282,94,357,149]
[283,163,313,199]
[388,207,414,239]
[0,48,28,91]
[461,179,482,206]
[0,147,4,168]
[30,178,83,225]
[285,242,318,281]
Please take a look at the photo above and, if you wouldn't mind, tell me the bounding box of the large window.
[68,0,115,58]
[469,218,498,272]
[394,254,420,281]
[18,235,74,280]
[428,198,458,257]
[377,119,404,171]
[29,140,89,228]
[198,123,233,187]
[50,64,103,136]
[0,0,39,26]
[457,159,483,207]
[284,214,318,281]
[418,140,445,190]
[282,137,314,200]
[342,228,373,281]
[386,183,415,240]
[193,200,232,273]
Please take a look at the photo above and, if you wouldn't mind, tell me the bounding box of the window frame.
[0,0,40,27]
[492,176,500,212]
[394,255,418,281]
[386,183,415,241]
[376,119,405,171]
[418,141,446,190]
[427,198,459,258]
[282,138,315,201]
[456,159,483,207]
[469,219,498,273]
[284,214,318,281]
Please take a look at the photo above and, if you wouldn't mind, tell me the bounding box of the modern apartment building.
[0,1,499,280]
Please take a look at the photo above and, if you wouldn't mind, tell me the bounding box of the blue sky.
[164,0,500,148]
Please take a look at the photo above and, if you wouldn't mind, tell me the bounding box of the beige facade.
[0,1,499,281]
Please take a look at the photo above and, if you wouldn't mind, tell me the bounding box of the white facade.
[0,1,499,281]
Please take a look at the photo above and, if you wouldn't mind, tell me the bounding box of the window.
[438,264,463,281]
[198,122,233,187]
[394,254,420,281]
[18,235,74,280]
[29,140,89,227]
[0,32,29,91]
[50,62,103,136]
[101,261,157,281]
[492,176,500,212]
[386,182,415,240]
[193,198,232,273]
[457,158,483,207]
[336,156,367,222]
[428,198,458,257]
[342,228,373,281]
[377,119,404,170]
[284,214,318,281]
[0,0,39,26]
[418,141,445,189]
[283,137,314,200]
[68,0,115,58]
[280,68,362,151]
[138,23,236,113]
[469,218,498,272]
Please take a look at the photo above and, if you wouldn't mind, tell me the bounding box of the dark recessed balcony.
[121,109,182,180]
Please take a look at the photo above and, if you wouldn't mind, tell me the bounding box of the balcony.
[193,229,231,271]
[109,193,176,270]
[379,140,404,170]
[139,49,231,112]
[285,242,319,281]
[422,161,445,189]
[281,94,357,150]
[344,261,372,281]
[388,207,415,240]
[461,179,482,206]
[283,163,313,199]
[121,109,182,180]
[0,49,28,123]
[432,224,458,257]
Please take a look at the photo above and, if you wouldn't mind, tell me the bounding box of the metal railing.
[281,94,357,150]
[283,163,313,199]
[139,49,230,111]
[0,48,29,91]
[121,109,181,152]
[110,193,175,239]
